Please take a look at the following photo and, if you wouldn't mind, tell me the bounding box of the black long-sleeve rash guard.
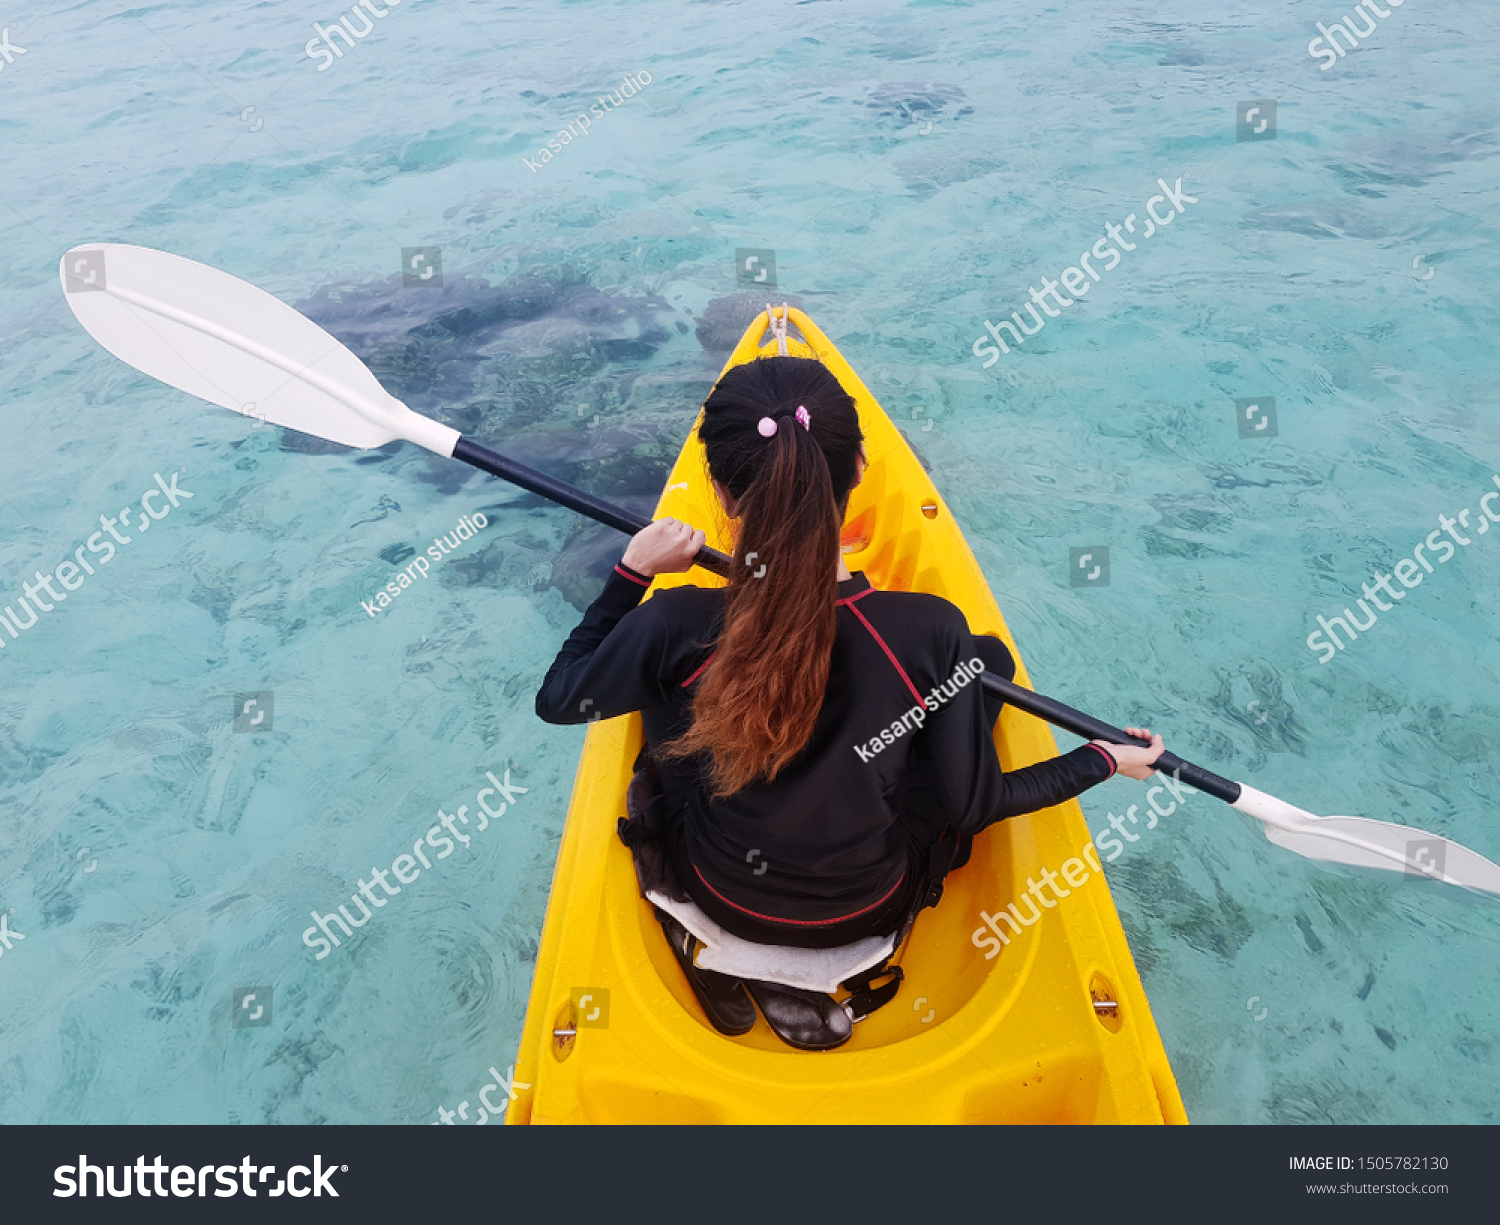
[536,562,1116,928]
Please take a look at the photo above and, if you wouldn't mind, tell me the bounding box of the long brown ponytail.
[664,357,863,797]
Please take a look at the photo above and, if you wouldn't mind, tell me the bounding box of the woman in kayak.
[536,356,1164,1034]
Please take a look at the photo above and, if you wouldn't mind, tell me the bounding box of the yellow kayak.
[508,308,1187,1125]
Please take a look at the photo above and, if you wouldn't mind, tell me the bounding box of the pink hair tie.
[757,416,777,437]
[795,405,811,430]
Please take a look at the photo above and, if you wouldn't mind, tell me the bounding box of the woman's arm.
[534,560,655,723]
[933,709,1120,832]
[921,618,1160,832]
[534,519,710,724]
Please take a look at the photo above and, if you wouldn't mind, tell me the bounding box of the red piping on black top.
[693,863,906,926]
[1085,743,1117,778]
[680,649,717,688]
[614,563,651,587]
[837,589,929,711]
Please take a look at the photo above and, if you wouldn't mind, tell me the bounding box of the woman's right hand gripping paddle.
[621,517,708,578]
[1094,726,1166,781]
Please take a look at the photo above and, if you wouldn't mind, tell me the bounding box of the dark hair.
[664,356,863,797]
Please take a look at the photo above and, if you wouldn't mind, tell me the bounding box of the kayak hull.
[508,309,1186,1125]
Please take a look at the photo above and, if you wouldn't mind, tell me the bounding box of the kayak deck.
[508,309,1186,1124]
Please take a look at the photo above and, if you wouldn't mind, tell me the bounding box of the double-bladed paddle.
[57,244,1500,898]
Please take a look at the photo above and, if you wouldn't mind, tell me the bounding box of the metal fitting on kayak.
[551,1001,578,1062]
[1089,973,1122,1033]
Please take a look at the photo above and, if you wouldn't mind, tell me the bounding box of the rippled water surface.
[2,0,1498,1124]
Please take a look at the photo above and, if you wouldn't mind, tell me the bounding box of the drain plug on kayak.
[1089,973,1122,1033]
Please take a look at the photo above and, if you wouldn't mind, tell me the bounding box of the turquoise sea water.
[2,0,1498,1125]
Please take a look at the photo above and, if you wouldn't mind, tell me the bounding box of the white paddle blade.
[59,244,459,457]
[1234,784,1500,897]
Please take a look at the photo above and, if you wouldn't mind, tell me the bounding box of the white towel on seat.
[647,890,896,994]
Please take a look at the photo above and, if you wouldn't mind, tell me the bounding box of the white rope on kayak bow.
[765,302,790,355]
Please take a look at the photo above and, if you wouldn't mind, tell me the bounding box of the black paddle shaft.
[979,673,1241,803]
[454,436,734,573]
[452,434,1241,804]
